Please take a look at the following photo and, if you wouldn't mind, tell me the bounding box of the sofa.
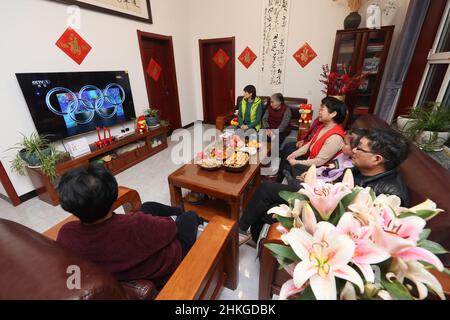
[215,96,308,132]
[258,114,450,299]
[0,187,237,300]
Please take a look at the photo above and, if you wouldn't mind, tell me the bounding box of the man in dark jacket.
[239,128,410,244]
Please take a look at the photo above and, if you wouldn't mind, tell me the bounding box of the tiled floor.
[0,124,264,300]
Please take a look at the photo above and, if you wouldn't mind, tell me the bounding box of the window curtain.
[375,0,431,122]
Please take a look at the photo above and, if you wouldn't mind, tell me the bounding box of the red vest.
[308,124,346,160]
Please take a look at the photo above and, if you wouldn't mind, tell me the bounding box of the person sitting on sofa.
[56,165,202,288]
[261,93,292,147]
[284,128,367,188]
[239,128,410,244]
[276,96,348,182]
[236,84,262,132]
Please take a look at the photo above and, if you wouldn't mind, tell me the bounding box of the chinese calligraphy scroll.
[258,0,291,94]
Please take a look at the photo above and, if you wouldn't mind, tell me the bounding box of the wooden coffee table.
[168,148,266,290]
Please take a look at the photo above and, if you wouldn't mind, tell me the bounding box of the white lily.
[388,258,445,300]
[281,222,364,300]
[406,199,444,221]
[268,199,303,228]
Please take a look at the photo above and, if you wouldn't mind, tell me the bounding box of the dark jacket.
[351,168,409,207]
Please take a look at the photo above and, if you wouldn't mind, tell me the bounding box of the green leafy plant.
[143,108,159,117]
[8,133,65,181]
[404,103,450,150]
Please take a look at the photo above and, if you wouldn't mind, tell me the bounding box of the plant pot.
[416,131,450,152]
[344,12,362,29]
[19,148,51,167]
[396,115,418,132]
[145,116,159,127]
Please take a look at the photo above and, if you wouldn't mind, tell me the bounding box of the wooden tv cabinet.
[27,127,168,206]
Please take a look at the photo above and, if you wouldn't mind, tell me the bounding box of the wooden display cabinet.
[331,26,394,120]
[27,127,168,206]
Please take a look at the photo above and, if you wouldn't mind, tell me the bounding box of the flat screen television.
[16,71,137,141]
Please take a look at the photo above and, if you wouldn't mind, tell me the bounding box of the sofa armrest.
[156,215,237,300]
[216,114,235,131]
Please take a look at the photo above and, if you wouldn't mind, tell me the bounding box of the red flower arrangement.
[320,64,366,96]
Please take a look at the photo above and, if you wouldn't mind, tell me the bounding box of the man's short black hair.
[364,128,410,171]
[243,85,257,100]
[57,165,118,223]
[322,96,348,124]
[347,128,367,148]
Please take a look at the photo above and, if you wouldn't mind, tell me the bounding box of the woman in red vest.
[278,96,347,181]
[262,93,292,147]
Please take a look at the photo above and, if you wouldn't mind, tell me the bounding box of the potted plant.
[9,133,65,181]
[143,108,159,127]
[396,106,421,132]
[405,103,450,152]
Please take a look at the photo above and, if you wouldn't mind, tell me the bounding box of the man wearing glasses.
[238,128,410,245]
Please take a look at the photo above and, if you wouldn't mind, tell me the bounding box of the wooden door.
[199,37,235,124]
[137,31,182,134]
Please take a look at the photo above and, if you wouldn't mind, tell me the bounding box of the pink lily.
[337,212,390,282]
[300,165,352,221]
[281,222,364,300]
[372,207,444,271]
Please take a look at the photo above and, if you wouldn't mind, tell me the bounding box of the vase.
[344,11,362,29]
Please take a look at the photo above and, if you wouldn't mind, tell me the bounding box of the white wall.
[0,0,195,196]
[0,0,410,197]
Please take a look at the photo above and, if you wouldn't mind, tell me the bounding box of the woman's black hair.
[57,164,118,223]
[347,128,367,148]
[243,85,257,100]
[363,128,410,170]
[321,96,348,124]
[271,93,285,104]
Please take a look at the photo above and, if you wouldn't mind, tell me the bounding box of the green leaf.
[369,189,377,201]
[421,262,450,276]
[419,229,431,242]
[330,202,346,225]
[264,243,301,262]
[381,277,413,300]
[418,240,448,254]
[295,285,316,300]
[278,191,307,207]
[274,215,294,229]
[398,210,440,220]
[340,188,361,209]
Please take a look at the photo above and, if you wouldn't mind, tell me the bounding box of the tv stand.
[27,127,168,206]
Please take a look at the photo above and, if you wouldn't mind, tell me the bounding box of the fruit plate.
[197,163,222,171]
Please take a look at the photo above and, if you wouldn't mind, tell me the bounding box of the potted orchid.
[265,165,448,300]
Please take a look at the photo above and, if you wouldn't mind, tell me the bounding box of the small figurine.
[136,115,148,134]
[299,104,313,125]
[230,115,238,126]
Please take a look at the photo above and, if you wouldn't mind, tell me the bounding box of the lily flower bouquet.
[265,165,448,300]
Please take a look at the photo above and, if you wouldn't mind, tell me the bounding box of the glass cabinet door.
[354,30,387,114]
[334,33,359,75]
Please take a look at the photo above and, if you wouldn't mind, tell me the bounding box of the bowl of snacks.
[196,158,222,171]
[223,151,250,172]
[247,140,261,149]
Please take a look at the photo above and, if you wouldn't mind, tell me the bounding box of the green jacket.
[237,96,262,131]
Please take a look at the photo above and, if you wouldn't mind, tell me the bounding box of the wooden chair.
[42,186,237,300]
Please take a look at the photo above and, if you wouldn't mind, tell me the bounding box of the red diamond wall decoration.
[213,48,230,69]
[147,58,162,81]
[55,27,92,65]
[238,46,257,69]
[293,42,318,68]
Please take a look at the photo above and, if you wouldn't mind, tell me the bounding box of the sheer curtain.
[375,0,431,122]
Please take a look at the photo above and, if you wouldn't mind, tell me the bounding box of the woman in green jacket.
[237,85,262,131]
